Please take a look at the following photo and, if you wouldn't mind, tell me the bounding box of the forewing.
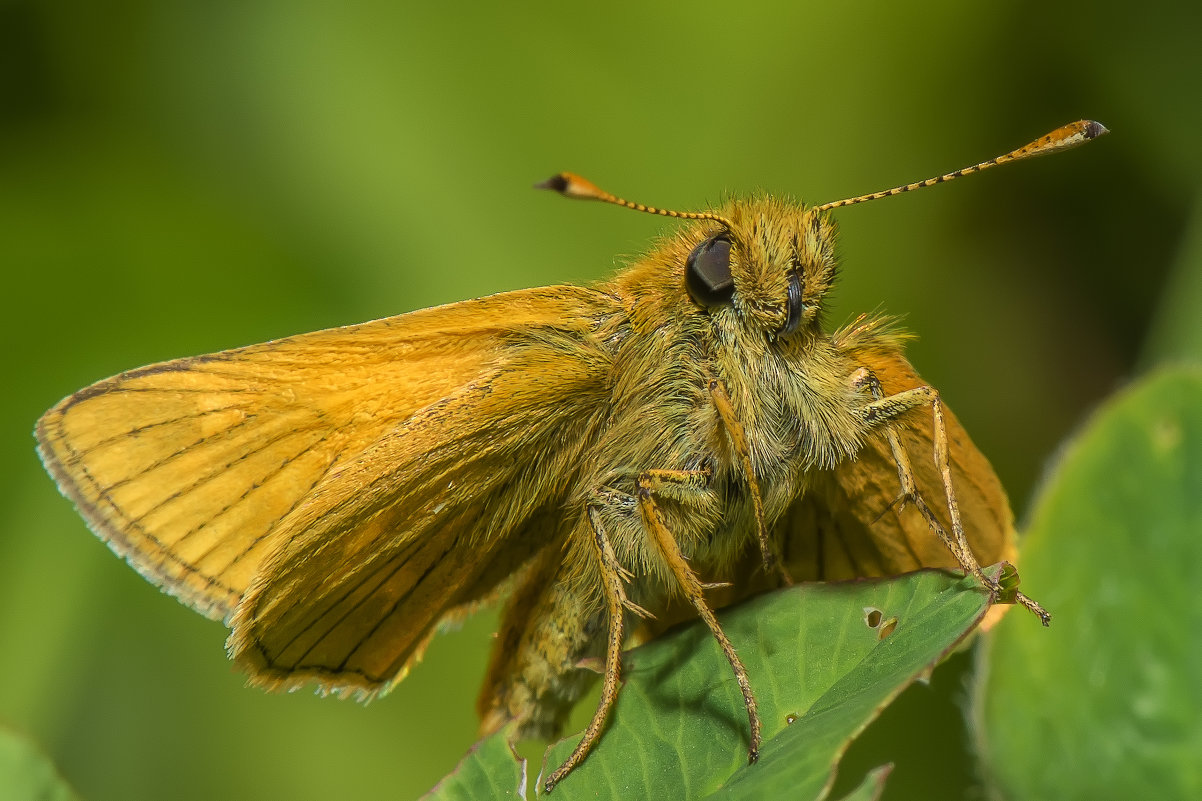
[779,347,1016,582]
[36,286,612,626]
[227,310,615,697]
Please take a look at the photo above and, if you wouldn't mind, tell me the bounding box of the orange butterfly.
[37,120,1105,791]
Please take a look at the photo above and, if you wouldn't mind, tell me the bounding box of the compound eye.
[780,270,804,335]
[685,235,734,308]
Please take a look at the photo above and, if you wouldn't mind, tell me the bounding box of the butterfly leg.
[708,377,791,585]
[851,369,1051,625]
[850,369,971,569]
[637,468,763,765]
[544,501,648,792]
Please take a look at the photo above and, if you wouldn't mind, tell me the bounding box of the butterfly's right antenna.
[536,172,735,231]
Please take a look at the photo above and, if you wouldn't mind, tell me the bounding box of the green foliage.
[1143,204,1202,367]
[427,568,1000,799]
[976,368,1202,800]
[0,727,80,801]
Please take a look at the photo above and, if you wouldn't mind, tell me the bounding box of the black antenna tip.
[1084,120,1110,140]
[534,174,570,194]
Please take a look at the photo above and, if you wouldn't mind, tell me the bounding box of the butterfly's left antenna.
[816,120,1108,212]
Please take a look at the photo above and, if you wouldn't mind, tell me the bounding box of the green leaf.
[1141,201,1202,368]
[0,726,81,801]
[832,765,892,801]
[975,368,1202,800]
[422,733,526,800]
[427,567,1002,800]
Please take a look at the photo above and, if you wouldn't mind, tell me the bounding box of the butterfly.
[37,120,1104,791]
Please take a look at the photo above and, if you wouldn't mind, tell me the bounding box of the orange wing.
[37,285,617,695]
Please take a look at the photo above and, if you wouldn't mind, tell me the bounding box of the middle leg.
[638,467,763,765]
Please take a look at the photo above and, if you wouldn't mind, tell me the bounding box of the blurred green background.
[2,1,1198,799]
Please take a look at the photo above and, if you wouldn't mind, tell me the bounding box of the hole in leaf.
[864,607,883,628]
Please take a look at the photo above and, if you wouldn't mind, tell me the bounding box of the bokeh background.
[2,2,1198,799]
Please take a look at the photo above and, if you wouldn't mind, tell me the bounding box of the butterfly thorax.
[589,207,882,593]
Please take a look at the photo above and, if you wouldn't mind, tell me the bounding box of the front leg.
[708,378,787,583]
[851,368,1051,625]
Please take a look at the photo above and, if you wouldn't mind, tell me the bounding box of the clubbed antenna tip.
[816,120,1109,212]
